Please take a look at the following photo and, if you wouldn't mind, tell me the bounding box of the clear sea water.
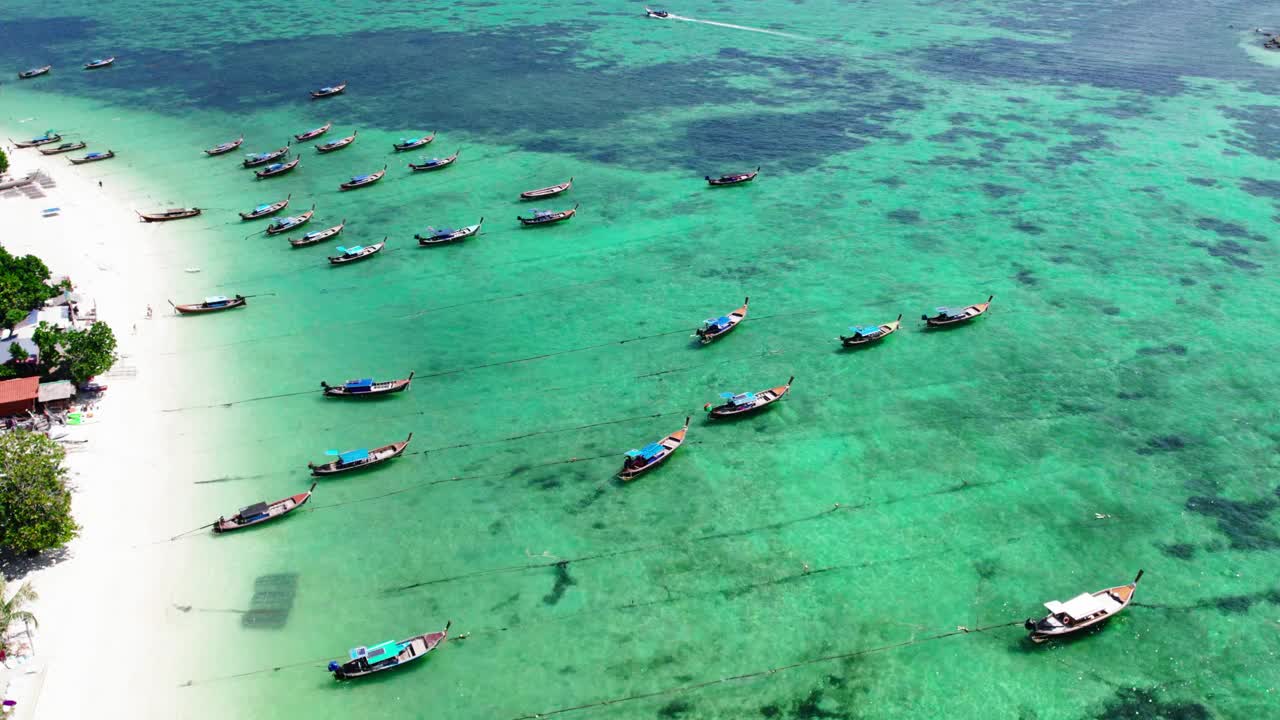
[2,1,1280,717]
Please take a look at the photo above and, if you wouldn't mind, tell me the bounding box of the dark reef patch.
[1136,435,1187,455]
[874,176,904,188]
[1188,239,1262,270]
[657,700,694,719]
[887,209,921,225]
[1186,177,1217,187]
[1195,218,1267,243]
[1013,221,1044,235]
[981,183,1024,199]
[542,561,577,605]
[1136,345,1187,357]
[1240,178,1280,199]
[1092,688,1211,720]
[1185,491,1279,551]
[1157,542,1195,560]
[1014,269,1038,286]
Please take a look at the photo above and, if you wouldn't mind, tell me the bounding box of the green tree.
[63,321,117,385]
[8,342,28,363]
[0,247,54,332]
[0,147,9,175]
[31,321,63,370]
[0,430,78,554]
[0,576,38,656]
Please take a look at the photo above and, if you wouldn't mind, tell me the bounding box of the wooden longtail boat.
[289,219,345,248]
[520,177,572,200]
[416,218,483,246]
[321,372,415,398]
[294,121,332,142]
[39,141,87,155]
[840,314,902,348]
[695,297,748,345]
[255,156,300,179]
[408,150,459,172]
[68,150,115,164]
[308,433,412,476]
[517,203,577,227]
[1025,571,1143,643]
[18,65,51,79]
[706,166,759,186]
[310,81,346,99]
[242,144,290,168]
[137,207,201,223]
[240,194,291,220]
[83,57,115,70]
[169,295,246,314]
[619,417,690,481]
[12,133,62,148]
[205,135,244,156]
[316,131,356,153]
[328,621,449,680]
[921,295,993,328]
[213,483,315,534]
[339,165,386,191]
[265,205,315,235]
[328,239,385,265]
[645,7,671,18]
[705,377,793,419]
[392,132,435,152]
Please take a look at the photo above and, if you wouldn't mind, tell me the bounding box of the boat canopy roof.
[329,449,370,463]
[719,392,756,406]
[205,296,229,304]
[351,174,370,182]
[237,502,270,519]
[935,307,961,317]
[433,228,457,236]
[336,245,364,255]
[851,325,880,336]
[705,316,731,327]
[626,442,665,460]
[344,378,374,389]
[1045,592,1113,619]
[265,162,283,170]
[349,640,400,662]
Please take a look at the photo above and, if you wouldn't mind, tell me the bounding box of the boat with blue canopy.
[214,483,315,533]
[705,377,793,418]
[416,218,483,246]
[327,238,385,265]
[619,417,690,481]
[294,120,332,142]
[288,219,345,248]
[695,297,748,344]
[69,150,115,164]
[265,204,315,235]
[240,194,290,220]
[393,132,435,152]
[328,621,449,680]
[255,156,300,178]
[321,372,414,398]
[921,295,993,328]
[204,135,244,156]
[18,65,51,79]
[308,433,412,476]
[39,141,87,156]
[242,144,290,168]
[706,166,759,186]
[169,294,247,315]
[10,131,60,148]
[840,314,902,348]
[316,130,356,154]
[408,149,459,172]
[311,81,347,99]
[340,164,386,190]
[517,203,578,227]
[83,57,115,70]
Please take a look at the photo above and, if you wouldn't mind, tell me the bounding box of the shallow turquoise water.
[3,1,1280,717]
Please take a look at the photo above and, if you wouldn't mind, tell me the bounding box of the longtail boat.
[243,144,290,168]
[408,150,459,172]
[294,121,332,142]
[205,135,244,156]
[705,377,793,419]
[520,177,572,200]
[308,433,412,476]
[255,157,300,179]
[240,194,291,221]
[68,150,115,164]
[310,81,346,99]
[169,295,246,314]
[339,165,386,191]
[39,141,87,155]
[328,239,385,265]
[83,57,115,70]
[328,621,449,680]
[1025,571,1143,643]
[393,132,435,152]
[316,130,356,153]
[214,484,315,534]
[840,314,902,348]
[518,203,578,227]
[18,65,51,79]
[289,219,345,248]
[137,207,201,223]
[695,297,748,345]
[645,8,671,18]
[706,166,759,186]
[921,296,993,328]
[416,218,483,246]
[265,205,315,235]
[12,132,62,148]
[0,173,37,191]
[322,372,415,398]
[619,417,690,481]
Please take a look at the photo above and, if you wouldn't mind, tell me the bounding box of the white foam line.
[668,14,814,41]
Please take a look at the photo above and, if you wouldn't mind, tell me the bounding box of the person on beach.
[146,305,152,319]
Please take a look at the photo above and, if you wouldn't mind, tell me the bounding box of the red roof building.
[0,376,40,417]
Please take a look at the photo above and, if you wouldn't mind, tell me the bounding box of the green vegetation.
[0,575,38,656]
[0,247,54,332]
[30,320,118,385]
[0,430,78,554]
[0,147,9,175]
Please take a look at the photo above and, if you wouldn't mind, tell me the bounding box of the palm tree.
[0,576,38,657]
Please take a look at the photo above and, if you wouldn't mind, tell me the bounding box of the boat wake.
[666,13,815,41]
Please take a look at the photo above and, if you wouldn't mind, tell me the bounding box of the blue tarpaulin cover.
[344,378,374,389]
[852,325,880,336]
[339,449,370,464]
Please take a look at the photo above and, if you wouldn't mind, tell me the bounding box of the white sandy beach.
[1,129,200,719]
